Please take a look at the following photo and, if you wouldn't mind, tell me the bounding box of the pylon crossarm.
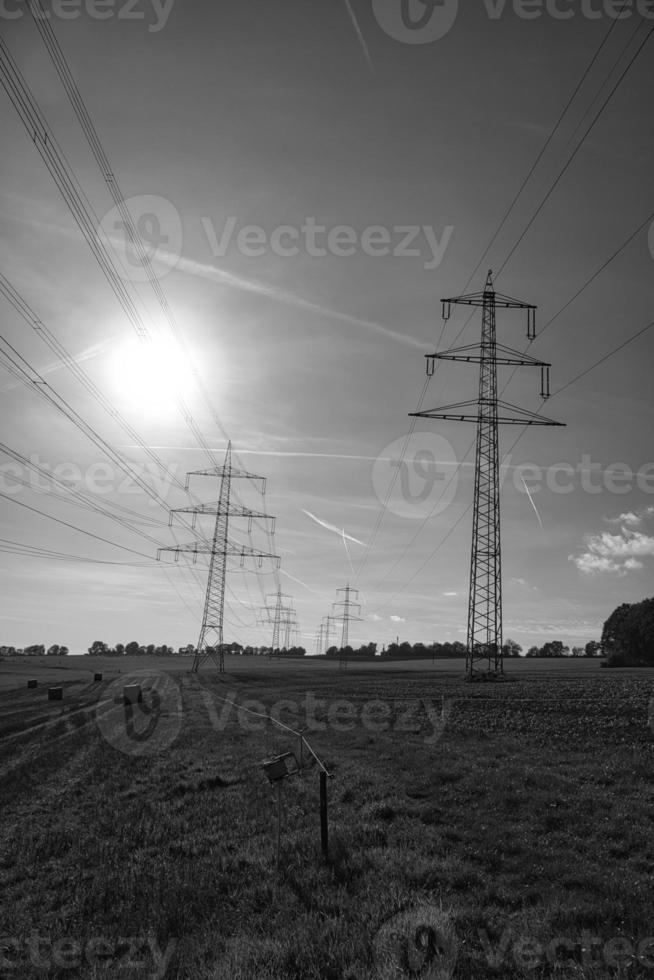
[496,400,566,426]
[427,344,550,367]
[442,291,536,310]
[411,399,565,426]
[186,467,266,487]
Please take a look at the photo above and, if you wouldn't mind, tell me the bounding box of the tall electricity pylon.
[333,584,362,670]
[320,614,336,655]
[264,589,292,649]
[411,272,564,680]
[334,584,362,648]
[260,589,300,653]
[157,442,279,672]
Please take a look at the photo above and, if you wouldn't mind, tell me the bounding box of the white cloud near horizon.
[571,520,654,576]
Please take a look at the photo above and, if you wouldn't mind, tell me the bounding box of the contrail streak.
[521,475,543,529]
[302,509,365,546]
[280,567,322,595]
[342,0,375,73]
[104,233,424,350]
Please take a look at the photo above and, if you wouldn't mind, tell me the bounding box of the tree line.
[0,644,69,656]
[85,640,306,658]
[601,597,654,667]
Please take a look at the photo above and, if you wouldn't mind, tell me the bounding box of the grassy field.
[1,655,653,979]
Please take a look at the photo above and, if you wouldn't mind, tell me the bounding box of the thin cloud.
[521,474,543,529]
[571,525,654,576]
[111,239,425,350]
[342,0,375,73]
[302,509,365,546]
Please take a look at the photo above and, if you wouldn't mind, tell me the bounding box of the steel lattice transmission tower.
[333,584,362,670]
[317,614,336,656]
[157,442,279,672]
[260,590,299,652]
[411,272,564,679]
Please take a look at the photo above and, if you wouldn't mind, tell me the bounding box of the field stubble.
[0,656,653,978]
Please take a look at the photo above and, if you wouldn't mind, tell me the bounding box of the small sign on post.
[123,684,142,705]
[261,752,299,870]
[320,771,329,862]
[261,752,299,783]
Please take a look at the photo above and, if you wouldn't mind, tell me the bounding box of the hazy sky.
[0,1,652,654]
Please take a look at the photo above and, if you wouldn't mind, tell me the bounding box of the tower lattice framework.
[158,442,279,672]
[411,272,564,679]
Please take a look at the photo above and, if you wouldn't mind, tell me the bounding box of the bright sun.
[109,335,197,419]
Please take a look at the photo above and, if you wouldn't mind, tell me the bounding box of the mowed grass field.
[1,655,654,979]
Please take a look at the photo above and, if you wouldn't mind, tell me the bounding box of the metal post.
[320,771,329,861]
[276,780,282,870]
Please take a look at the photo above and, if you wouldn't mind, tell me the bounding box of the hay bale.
[27,679,37,689]
[123,684,142,705]
[48,686,63,701]
[94,673,103,682]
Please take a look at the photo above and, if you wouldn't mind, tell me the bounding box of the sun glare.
[109,335,198,419]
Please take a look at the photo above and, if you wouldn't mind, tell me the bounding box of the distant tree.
[24,644,45,656]
[540,640,569,658]
[46,644,60,657]
[503,638,523,658]
[115,643,125,656]
[125,641,140,656]
[59,646,69,656]
[526,645,541,658]
[584,640,602,658]
[602,597,654,667]
[571,646,584,658]
[88,640,108,656]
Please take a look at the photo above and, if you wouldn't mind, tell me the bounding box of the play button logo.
[372,0,459,44]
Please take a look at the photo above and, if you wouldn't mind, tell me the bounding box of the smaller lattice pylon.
[332,584,362,670]
[156,442,280,672]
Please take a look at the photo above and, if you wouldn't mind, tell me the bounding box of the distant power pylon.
[318,614,336,656]
[157,442,279,672]
[333,584,362,670]
[411,272,564,680]
[261,589,293,650]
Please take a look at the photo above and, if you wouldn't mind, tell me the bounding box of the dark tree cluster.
[85,640,307,658]
[380,641,467,660]
[601,598,654,667]
[525,640,601,658]
[0,644,69,656]
[324,643,377,660]
[87,640,186,657]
